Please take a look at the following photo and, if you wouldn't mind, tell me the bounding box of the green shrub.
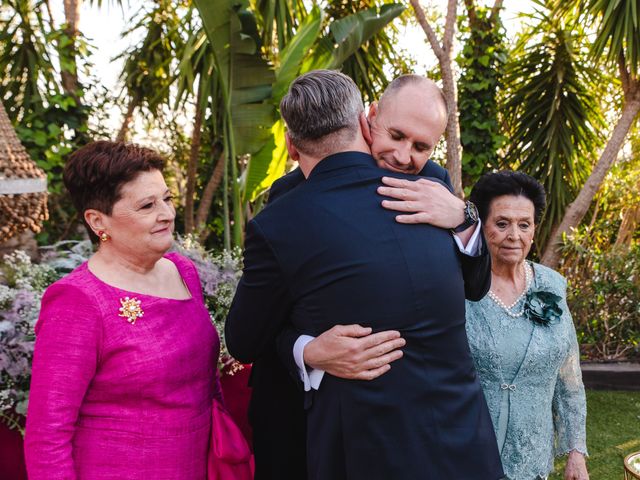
[561,239,640,360]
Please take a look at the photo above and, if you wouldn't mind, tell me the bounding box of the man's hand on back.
[304,325,406,381]
[377,176,475,245]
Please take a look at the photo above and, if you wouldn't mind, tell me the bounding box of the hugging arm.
[225,219,292,363]
[458,229,491,300]
[277,323,406,389]
[273,170,488,389]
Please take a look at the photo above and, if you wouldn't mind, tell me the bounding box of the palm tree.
[0,0,59,120]
[542,0,640,267]
[324,0,413,104]
[502,0,606,253]
[115,0,185,141]
[60,0,82,102]
[252,0,307,57]
[0,0,93,242]
[614,127,640,247]
[174,21,222,236]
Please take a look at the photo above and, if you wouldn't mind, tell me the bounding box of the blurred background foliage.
[0,0,638,359]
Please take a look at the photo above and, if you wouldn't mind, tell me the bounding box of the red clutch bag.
[208,399,254,480]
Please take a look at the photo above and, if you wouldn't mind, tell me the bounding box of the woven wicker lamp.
[0,101,48,243]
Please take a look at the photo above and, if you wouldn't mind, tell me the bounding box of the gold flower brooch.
[118,297,144,324]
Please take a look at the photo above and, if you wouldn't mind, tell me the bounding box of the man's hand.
[303,325,405,381]
[377,176,475,245]
[378,176,465,227]
[564,451,589,480]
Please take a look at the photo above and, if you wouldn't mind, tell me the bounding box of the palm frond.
[0,0,60,120]
[589,0,640,77]
[502,0,608,251]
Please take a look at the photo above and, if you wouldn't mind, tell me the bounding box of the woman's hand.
[564,450,589,480]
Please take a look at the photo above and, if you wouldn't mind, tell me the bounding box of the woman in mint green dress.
[466,171,589,480]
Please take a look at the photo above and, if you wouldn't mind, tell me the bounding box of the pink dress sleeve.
[24,282,102,479]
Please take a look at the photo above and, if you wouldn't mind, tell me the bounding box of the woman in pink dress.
[24,141,226,479]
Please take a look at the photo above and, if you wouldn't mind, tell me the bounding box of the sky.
[50,0,536,137]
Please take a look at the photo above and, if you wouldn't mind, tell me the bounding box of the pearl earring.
[98,231,109,242]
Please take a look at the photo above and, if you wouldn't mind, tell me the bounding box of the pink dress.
[24,252,222,480]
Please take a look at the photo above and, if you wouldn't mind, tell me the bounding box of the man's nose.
[393,142,412,165]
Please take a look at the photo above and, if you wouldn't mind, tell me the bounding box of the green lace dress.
[466,262,588,479]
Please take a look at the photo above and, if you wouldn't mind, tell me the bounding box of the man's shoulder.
[255,156,382,226]
[419,160,448,180]
[386,170,449,190]
[272,168,304,189]
[255,177,306,227]
[268,168,305,203]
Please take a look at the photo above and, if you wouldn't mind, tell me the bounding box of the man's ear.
[285,132,300,161]
[359,112,372,146]
[367,101,379,123]
[84,209,108,238]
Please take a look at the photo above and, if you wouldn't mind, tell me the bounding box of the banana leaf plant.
[246,4,405,203]
[192,0,404,247]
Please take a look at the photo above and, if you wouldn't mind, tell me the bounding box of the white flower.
[0,320,13,334]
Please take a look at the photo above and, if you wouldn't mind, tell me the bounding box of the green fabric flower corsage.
[524,290,563,326]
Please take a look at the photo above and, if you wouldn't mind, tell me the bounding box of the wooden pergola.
[0,101,48,243]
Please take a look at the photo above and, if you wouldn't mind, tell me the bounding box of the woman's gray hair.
[280,70,364,156]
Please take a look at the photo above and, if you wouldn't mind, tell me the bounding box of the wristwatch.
[453,201,479,233]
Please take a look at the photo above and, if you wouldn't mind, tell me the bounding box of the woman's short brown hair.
[63,141,165,242]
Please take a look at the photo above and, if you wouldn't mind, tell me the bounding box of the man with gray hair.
[225,70,502,479]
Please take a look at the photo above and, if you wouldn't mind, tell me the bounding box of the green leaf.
[328,3,405,69]
[33,130,48,147]
[590,0,640,76]
[194,0,276,157]
[194,0,278,247]
[302,4,405,71]
[47,123,61,137]
[232,102,275,154]
[243,119,288,202]
[273,6,323,102]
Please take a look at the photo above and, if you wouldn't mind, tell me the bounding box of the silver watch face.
[466,202,479,223]
[454,202,479,232]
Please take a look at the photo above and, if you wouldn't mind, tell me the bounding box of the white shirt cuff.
[293,335,325,391]
[452,219,482,256]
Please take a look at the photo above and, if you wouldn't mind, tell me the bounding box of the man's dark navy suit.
[227,152,502,479]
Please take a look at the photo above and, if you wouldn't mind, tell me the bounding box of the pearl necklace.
[487,263,532,318]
